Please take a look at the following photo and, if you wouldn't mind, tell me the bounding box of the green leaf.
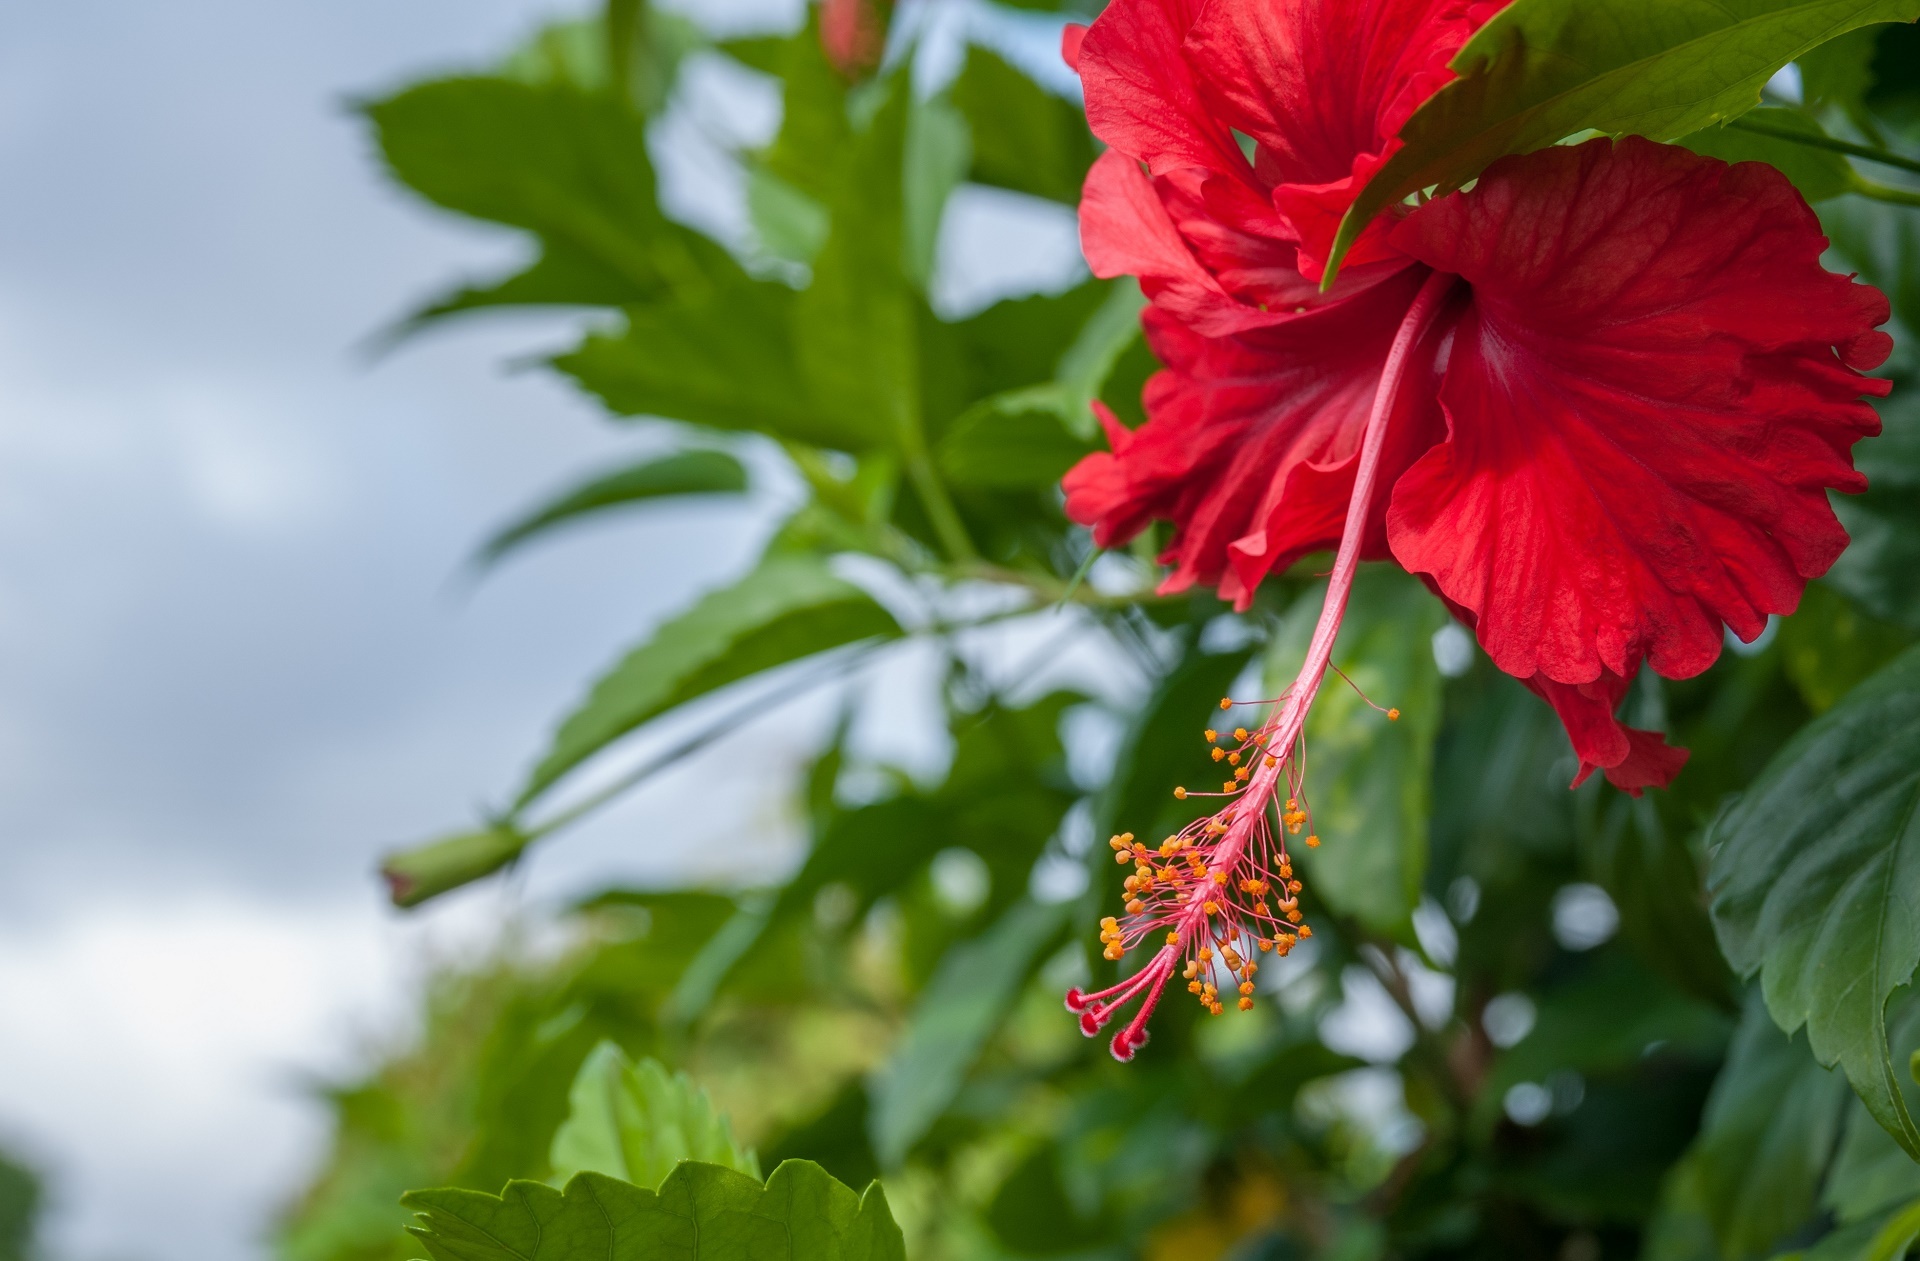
[380,823,531,908]
[936,389,1094,489]
[549,1043,759,1187]
[1327,0,1920,280]
[1707,644,1920,1159]
[518,556,902,807]
[365,78,725,299]
[1826,993,1920,1224]
[903,96,971,291]
[867,898,1069,1168]
[1689,992,1852,1259]
[479,451,748,567]
[950,46,1096,205]
[1582,791,1737,1006]
[402,1161,905,1261]
[1780,582,1916,713]
[1679,107,1856,201]
[1266,566,1446,938]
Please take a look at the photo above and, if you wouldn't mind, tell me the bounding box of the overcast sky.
[0,1,1109,1258]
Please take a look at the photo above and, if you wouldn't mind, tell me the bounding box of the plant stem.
[1854,176,1920,208]
[1728,116,1920,177]
[898,429,979,564]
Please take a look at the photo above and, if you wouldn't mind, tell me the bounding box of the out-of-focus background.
[0,1,1076,1256]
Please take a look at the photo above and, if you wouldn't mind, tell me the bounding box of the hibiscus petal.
[1524,670,1689,797]
[1063,274,1441,606]
[1181,0,1504,277]
[1387,136,1891,690]
[1077,0,1248,184]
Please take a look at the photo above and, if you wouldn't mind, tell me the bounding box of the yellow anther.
[1174,786,1187,800]
[1104,944,1123,960]
[1220,698,1232,710]
[1212,747,1226,762]
[1387,708,1400,721]
[1306,835,1321,848]
[1299,925,1312,938]
[1166,931,1180,945]
[1286,798,1298,810]
[1227,752,1241,766]
[1286,909,1303,923]
[1255,902,1269,917]
[1238,996,1254,1011]
[1211,1002,1224,1015]
[1258,937,1274,952]
[1279,862,1293,878]
[1233,727,1248,741]
[1265,756,1277,768]
[1199,947,1213,962]
[1204,729,1218,743]
[1212,870,1227,884]
[1203,900,1220,916]
[1126,899,1145,914]
[1115,851,1131,865]
[1101,916,1118,930]
[1224,781,1237,793]
[1108,835,1127,851]
[1188,980,1203,993]
[1183,960,1198,979]
[1236,767,1250,782]
[1239,981,1255,996]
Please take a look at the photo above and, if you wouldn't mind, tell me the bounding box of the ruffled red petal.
[1387,136,1891,692]
[1524,671,1690,797]
[1063,272,1449,608]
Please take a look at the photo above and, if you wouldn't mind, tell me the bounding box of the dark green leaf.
[1707,645,1920,1158]
[549,1043,759,1187]
[1582,791,1737,1007]
[402,1161,905,1261]
[1268,566,1446,938]
[950,46,1096,205]
[519,556,901,807]
[479,451,747,566]
[867,898,1069,1167]
[1828,389,1920,633]
[1328,0,1920,280]
[1689,993,1851,1259]
[1826,993,1920,1225]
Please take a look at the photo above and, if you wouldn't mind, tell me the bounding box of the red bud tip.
[1064,987,1087,1012]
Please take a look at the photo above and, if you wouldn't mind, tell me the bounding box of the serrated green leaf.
[479,451,747,567]
[549,1043,759,1187]
[950,46,1096,205]
[867,898,1068,1168]
[1267,566,1445,939]
[1826,993,1920,1224]
[365,78,726,300]
[1679,107,1856,201]
[402,1161,905,1261]
[1327,0,1920,280]
[518,557,901,807]
[1707,645,1920,1159]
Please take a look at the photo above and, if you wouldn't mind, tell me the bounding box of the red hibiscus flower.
[1059,0,1891,798]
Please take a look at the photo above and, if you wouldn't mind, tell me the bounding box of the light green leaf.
[549,1043,759,1188]
[518,556,901,807]
[479,451,747,567]
[867,898,1068,1169]
[1826,994,1920,1224]
[1267,566,1446,938]
[1707,645,1920,1159]
[950,46,1096,206]
[903,96,970,291]
[402,1161,904,1261]
[1679,107,1856,201]
[746,169,830,266]
[1327,0,1920,280]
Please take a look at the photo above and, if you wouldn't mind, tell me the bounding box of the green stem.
[897,427,978,564]
[1729,116,1920,177]
[1853,175,1920,208]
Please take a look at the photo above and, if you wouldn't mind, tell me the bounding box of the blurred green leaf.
[1689,992,1851,1260]
[1268,566,1445,939]
[519,556,902,807]
[937,390,1094,489]
[1679,107,1856,201]
[868,898,1069,1168]
[403,1161,904,1261]
[1707,645,1920,1158]
[1328,0,1920,280]
[746,170,831,265]
[950,46,1095,205]
[0,1150,39,1261]
[1781,582,1916,713]
[903,96,970,290]
[479,451,747,567]
[382,823,531,909]
[1582,791,1736,1006]
[549,1042,759,1187]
